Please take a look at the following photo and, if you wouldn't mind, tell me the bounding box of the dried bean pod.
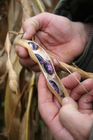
[14,38,69,104]
[44,61,54,75]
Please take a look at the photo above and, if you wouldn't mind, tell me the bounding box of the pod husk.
[14,38,69,104]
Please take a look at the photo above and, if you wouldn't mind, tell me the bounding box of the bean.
[35,54,45,64]
[28,42,38,50]
[49,80,59,93]
[44,61,54,75]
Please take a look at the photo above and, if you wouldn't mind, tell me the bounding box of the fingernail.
[53,58,59,66]
[62,97,72,106]
[23,32,27,39]
[53,58,57,64]
[62,97,69,104]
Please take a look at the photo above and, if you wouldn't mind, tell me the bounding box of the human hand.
[16,12,88,71]
[38,72,93,140]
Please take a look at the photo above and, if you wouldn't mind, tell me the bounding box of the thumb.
[23,12,51,40]
[59,97,82,139]
[60,97,79,126]
[61,97,78,111]
[59,97,79,127]
[59,97,91,140]
[23,18,40,39]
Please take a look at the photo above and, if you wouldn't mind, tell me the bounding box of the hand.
[38,72,93,140]
[16,12,88,71]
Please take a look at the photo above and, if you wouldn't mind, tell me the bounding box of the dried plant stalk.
[5,0,33,93]
[26,72,35,140]
[20,0,32,21]
[35,0,44,12]
[4,0,59,140]
[5,33,18,93]
[58,61,93,79]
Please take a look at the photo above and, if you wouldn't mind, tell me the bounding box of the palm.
[24,13,88,63]
[16,13,88,69]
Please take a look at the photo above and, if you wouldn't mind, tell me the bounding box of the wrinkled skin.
[16,12,89,71]
[15,12,93,140]
[38,72,93,140]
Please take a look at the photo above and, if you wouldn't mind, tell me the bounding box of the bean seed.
[49,80,59,93]
[35,54,45,64]
[44,61,54,75]
[28,42,38,50]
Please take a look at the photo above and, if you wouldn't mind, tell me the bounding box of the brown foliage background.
[0,0,58,140]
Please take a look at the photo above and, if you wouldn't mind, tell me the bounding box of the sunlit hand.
[16,12,88,71]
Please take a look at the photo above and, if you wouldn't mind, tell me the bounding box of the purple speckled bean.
[44,61,54,75]
[35,54,45,64]
[28,42,38,50]
[49,80,59,93]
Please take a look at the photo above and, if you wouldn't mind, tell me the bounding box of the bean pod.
[14,40,69,104]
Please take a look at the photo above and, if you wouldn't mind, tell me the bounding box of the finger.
[52,58,61,70]
[38,74,74,140]
[19,57,36,67]
[16,46,29,58]
[60,97,91,140]
[23,13,50,39]
[78,90,93,110]
[38,74,59,123]
[71,79,93,100]
[23,18,39,39]
[60,97,79,137]
[79,109,93,114]
[30,64,40,72]
[54,96,61,109]
[62,72,81,89]
[19,57,40,71]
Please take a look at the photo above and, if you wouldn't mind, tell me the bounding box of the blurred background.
[0,0,59,140]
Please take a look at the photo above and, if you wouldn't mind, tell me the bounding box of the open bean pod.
[14,38,69,104]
